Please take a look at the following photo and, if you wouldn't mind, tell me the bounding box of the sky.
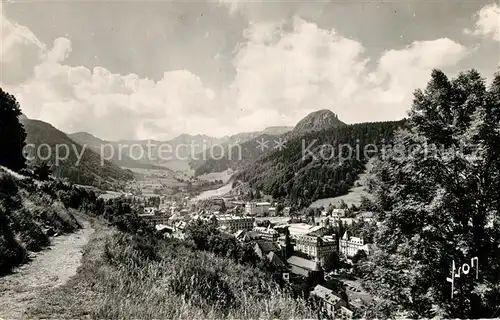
[1,0,499,141]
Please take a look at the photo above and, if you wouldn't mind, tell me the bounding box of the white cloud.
[464,3,500,41]
[217,0,244,15]
[10,54,221,140]
[1,5,224,141]
[0,5,45,84]
[228,17,470,126]
[1,5,472,140]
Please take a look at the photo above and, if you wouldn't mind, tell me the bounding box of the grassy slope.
[27,221,314,319]
[0,167,81,275]
[309,159,375,208]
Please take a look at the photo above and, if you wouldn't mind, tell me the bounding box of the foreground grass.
[0,169,81,275]
[27,221,314,319]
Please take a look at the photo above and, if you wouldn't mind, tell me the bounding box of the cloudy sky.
[1,0,499,141]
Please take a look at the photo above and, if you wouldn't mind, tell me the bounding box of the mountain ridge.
[292,109,345,135]
[191,109,346,175]
[21,119,133,187]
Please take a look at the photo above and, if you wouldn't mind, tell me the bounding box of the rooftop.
[217,215,253,221]
[255,240,280,253]
[284,223,324,236]
[311,285,343,304]
[256,202,271,206]
[254,226,278,234]
[267,251,286,268]
[287,256,323,272]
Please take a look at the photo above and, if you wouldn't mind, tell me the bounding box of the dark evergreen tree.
[33,162,51,181]
[0,89,26,172]
[364,70,500,318]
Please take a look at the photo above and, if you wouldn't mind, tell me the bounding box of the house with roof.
[266,251,287,270]
[294,234,337,265]
[339,306,354,319]
[245,201,271,216]
[142,207,157,215]
[254,240,280,259]
[310,284,348,318]
[287,256,324,286]
[332,208,347,217]
[285,223,325,237]
[356,211,376,223]
[282,207,291,216]
[339,231,370,258]
[253,226,279,241]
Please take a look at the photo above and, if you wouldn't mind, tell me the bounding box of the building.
[267,251,287,270]
[283,207,291,216]
[245,201,271,216]
[216,215,254,232]
[253,226,279,241]
[245,202,256,216]
[356,211,376,223]
[286,223,325,237]
[339,218,358,226]
[173,220,186,232]
[339,231,370,257]
[143,207,157,215]
[294,235,337,264]
[287,256,324,282]
[254,240,281,259]
[332,208,347,217]
[339,306,354,319]
[256,202,271,214]
[310,285,348,318]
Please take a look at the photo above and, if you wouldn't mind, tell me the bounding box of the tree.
[255,189,261,199]
[351,249,367,265]
[323,250,341,273]
[283,227,294,259]
[364,70,500,319]
[33,162,51,181]
[359,195,377,212]
[339,199,348,209]
[0,89,26,172]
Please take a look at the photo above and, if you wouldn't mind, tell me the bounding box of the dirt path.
[0,219,94,320]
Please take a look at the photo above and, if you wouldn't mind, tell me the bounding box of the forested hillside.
[69,132,163,170]
[191,133,282,176]
[21,119,133,187]
[235,120,405,208]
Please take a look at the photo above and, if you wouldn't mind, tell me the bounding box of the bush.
[0,204,27,274]
[10,207,50,251]
[169,264,236,312]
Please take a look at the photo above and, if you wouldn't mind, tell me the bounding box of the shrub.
[169,264,236,312]
[0,204,27,274]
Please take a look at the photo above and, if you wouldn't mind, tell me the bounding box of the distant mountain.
[21,119,133,187]
[108,134,222,172]
[69,132,164,170]
[191,110,343,175]
[293,109,345,135]
[262,126,294,135]
[216,126,293,146]
[66,127,294,174]
[191,133,281,176]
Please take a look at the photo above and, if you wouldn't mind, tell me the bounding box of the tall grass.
[0,170,81,275]
[28,224,314,319]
